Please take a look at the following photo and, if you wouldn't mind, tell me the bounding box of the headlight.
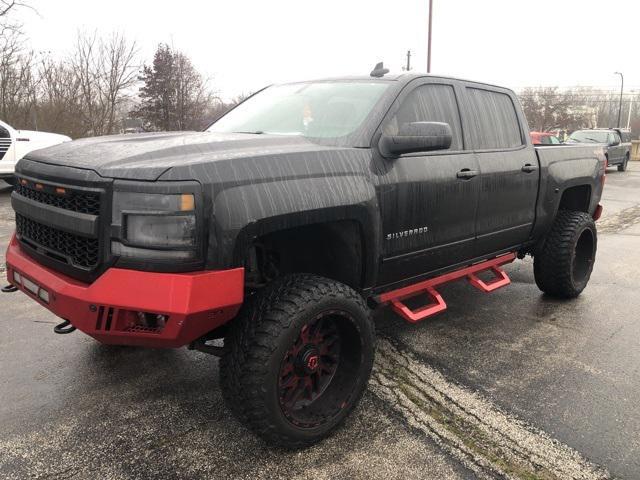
[111,187,201,261]
[125,213,196,248]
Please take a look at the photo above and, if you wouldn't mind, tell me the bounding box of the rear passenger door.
[461,86,539,256]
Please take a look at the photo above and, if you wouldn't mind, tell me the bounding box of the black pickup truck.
[5,71,606,448]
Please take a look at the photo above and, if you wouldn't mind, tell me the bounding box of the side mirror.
[380,121,452,156]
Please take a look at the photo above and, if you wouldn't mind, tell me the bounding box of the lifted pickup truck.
[4,70,606,448]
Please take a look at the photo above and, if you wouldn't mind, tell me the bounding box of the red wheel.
[278,312,344,427]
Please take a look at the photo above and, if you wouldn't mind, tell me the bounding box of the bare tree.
[72,31,138,136]
[36,57,84,137]
[0,1,29,37]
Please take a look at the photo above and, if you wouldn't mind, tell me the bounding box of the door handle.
[521,164,538,173]
[456,169,478,179]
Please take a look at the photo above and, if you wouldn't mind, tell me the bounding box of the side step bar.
[377,253,516,323]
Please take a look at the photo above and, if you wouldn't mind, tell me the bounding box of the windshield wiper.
[233,130,264,135]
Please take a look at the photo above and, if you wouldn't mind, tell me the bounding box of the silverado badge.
[386,226,429,240]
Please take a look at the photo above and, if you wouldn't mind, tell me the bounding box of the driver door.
[373,80,480,286]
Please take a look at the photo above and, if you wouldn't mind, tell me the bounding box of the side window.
[608,133,616,144]
[550,136,560,144]
[386,84,463,151]
[466,88,523,149]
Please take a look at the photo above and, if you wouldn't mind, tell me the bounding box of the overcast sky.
[14,0,640,99]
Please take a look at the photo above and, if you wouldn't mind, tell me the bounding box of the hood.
[22,131,342,181]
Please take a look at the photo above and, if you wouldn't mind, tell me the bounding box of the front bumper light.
[111,187,200,261]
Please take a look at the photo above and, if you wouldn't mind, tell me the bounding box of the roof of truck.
[302,72,513,92]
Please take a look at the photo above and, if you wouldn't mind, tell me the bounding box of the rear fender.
[532,146,604,240]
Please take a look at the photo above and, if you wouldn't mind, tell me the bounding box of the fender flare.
[209,175,381,289]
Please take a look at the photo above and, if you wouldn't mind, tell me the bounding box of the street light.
[427,0,433,73]
[614,72,624,128]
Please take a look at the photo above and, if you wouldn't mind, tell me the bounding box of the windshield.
[207,82,389,139]
[568,130,609,143]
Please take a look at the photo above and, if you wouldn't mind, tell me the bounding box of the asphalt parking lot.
[1,164,639,479]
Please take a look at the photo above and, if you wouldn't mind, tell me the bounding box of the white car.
[0,120,71,184]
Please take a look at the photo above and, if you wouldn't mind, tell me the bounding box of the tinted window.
[385,84,463,150]
[569,130,609,143]
[466,88,523,149]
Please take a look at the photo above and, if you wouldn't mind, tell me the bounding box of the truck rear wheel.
[220,274,375,448]
[534,210,597,298]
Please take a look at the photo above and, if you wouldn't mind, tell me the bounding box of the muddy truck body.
[5,72,605,447]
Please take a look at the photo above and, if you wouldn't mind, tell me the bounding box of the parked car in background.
[0,120,71,185]
[567,128,631,171]
[530,131,561,145]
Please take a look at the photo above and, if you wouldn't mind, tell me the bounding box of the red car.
[530,131,561,145]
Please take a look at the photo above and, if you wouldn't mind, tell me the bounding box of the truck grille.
[15,183,101,215]
[0,124,11,160]
[16,213,100,269]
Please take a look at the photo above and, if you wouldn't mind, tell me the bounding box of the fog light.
[38,289,50,303]
[22,276,38,295]
[12,271,21,285]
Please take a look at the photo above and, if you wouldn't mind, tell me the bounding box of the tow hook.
[53,319,76,334]
[188,337,224,357]
[1,284,18,293]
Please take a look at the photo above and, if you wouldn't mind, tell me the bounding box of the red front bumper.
[5,235,244,348]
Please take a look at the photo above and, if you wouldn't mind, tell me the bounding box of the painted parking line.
[371,337,610,479]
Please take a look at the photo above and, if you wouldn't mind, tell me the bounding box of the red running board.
[377,253,516,323]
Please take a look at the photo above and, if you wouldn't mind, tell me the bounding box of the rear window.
[466,88,523,150]
[569,130,609,143]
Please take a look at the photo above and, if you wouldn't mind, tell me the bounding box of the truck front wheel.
[534,210,597,298]
[220,274,375,448]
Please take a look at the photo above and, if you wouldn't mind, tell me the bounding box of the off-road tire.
[220,274,375,448]
[534,210,597,298]
[618,154,629,172]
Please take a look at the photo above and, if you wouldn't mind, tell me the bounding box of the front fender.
[209,175,381,288]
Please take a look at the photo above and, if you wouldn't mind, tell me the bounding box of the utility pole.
[427,0,433,73]
[627,92,634,130]
[614,71,624,128]
[404,50,412,71]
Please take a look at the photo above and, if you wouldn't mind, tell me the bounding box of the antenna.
[370,62,389,78]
